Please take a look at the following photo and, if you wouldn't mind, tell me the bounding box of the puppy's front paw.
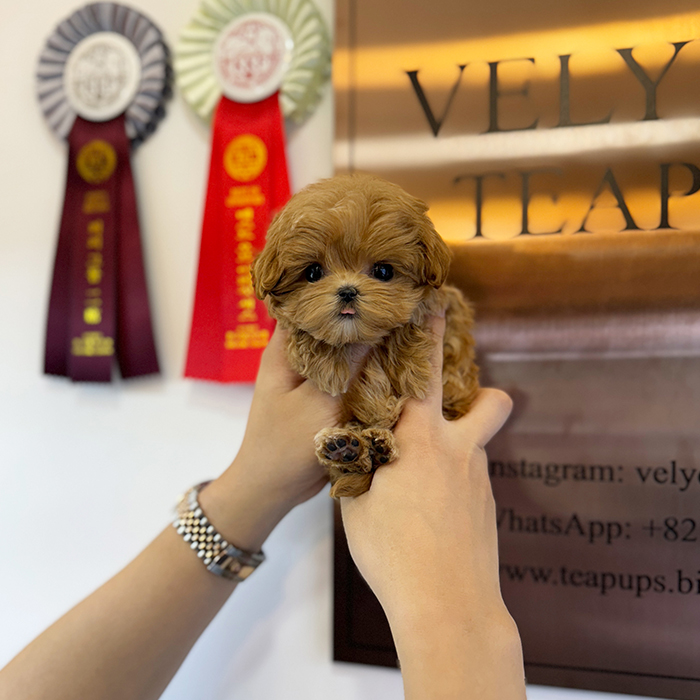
[314,427,371,473]
[362,428,398,467]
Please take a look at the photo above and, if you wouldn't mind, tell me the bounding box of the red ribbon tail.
[185,94,290,382]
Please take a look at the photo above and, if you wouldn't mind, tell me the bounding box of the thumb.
[255,326,305,392]
[456,388,513,447]
[423,312,446,410]
[400,313,446,425]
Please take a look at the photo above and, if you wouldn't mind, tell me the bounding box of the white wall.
[0,1,670,699]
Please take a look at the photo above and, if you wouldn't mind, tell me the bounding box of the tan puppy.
[251,174,479,498]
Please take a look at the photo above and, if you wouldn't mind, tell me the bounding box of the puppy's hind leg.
[362,427,398,468]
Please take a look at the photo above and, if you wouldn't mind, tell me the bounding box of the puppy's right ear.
[251,240,281,299]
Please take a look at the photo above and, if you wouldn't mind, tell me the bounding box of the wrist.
[387,596,518,659]
[391,606,525,699]
[197,461,293,552]
[381,577,510,630]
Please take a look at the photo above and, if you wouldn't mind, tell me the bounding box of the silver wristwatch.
[173,481,265,582]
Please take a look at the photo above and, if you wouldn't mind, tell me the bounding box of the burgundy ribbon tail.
[114,135,159,378]
[44,154,76,378]
[43,116,159,382]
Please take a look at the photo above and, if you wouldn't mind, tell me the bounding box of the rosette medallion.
[176,0,331,382]
[37,2,171,382]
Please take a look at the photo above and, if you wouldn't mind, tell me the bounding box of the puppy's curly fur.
[251,174,479,498]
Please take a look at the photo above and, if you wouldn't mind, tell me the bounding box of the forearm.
[390,606,526,700]
[0,526,234,700]
[0,470,288,700]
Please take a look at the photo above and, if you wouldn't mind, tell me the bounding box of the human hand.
[340,314,515,631]
[340,317,524,698]
[199,327,341,551]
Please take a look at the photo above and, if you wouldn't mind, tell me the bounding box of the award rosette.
[176,0,331,382]
[37,3,171,382]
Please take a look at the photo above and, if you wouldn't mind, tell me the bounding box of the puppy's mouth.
[339,307,356,316]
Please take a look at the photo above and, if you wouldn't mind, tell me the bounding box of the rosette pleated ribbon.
[176,0,331,382]
[37,3,171,382]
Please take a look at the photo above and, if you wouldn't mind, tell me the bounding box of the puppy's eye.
[304,263,324,282]
[372,263,394,281]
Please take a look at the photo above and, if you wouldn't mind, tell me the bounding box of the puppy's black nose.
[337,286,358,302]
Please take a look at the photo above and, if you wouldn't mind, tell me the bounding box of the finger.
[256,325,305,392]
[457,388,513,447]
[423,313,446,409]
[294,377,342,422]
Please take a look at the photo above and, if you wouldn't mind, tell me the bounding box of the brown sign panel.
[333,355,700,697]
[333,503,397,669]
[333,1,700,697]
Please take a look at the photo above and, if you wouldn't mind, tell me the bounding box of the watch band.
[173,481,265,582]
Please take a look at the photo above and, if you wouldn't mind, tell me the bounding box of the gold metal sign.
[335,0,700,325]
[333,2,700,698]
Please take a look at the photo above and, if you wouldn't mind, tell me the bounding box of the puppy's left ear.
[251,239,281,299]
[416,217,451,288]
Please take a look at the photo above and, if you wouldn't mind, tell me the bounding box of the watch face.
[225,559,243,577]
[237,564,256,580]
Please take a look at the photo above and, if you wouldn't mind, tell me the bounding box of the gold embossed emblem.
[76,140,117,184]
[223,134,267,182]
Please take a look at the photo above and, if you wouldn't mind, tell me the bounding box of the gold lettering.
[237,310,258,322]
[86,267,102,285]
[85,251,103,285]
[235,207,255,220]
[82,191,110,214]
[224,324,269,350]
[86,235,103,250]
[236,241,254,264]
[236,228,256,241]
[225,186,265,208]
[71,331,114,356]
[83,307,102,325]
[86,219,104,250]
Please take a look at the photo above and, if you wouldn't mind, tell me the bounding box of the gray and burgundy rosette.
[37,3,171,382]
[37,2,171,147]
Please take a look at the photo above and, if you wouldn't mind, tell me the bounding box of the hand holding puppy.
[341,315,525,700]
[198,326,341,552]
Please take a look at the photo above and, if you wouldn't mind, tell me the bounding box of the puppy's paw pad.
[325,438,359,463]
[362,428,398,466]
[314,429,370,472]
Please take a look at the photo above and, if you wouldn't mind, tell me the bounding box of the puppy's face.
[251,175,450,347]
